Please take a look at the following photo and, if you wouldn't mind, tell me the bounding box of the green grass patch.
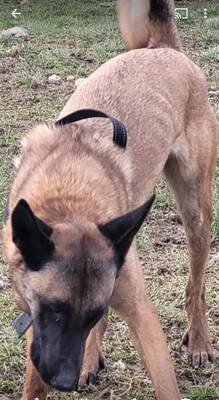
[187,384,219,400]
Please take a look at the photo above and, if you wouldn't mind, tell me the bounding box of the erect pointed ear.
[98,194,155,268]
[11,199,54,271]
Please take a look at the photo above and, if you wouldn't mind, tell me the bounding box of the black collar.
[55,108,127,148]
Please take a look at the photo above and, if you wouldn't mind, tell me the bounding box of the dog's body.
[3,1,218,399]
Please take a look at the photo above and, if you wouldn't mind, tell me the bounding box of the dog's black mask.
[31,298,105,391]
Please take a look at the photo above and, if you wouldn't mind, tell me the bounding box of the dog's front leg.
[117,298,180,400]
[111,249,180,400]
[78,313,108,390]
[22,327,48,400]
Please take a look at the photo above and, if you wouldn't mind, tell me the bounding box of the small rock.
[48,74,61,83]
[66,75,75,81]
[0,279,4,289]
[20,0,30,7]
[0,26,29,38]
[141,378,152,387]
[113,360,126,371]
[6,45,19,56]
[209,90,219,95]
[75,78,87,88]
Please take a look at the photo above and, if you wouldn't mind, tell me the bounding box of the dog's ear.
[98,194,155,268]
[11,199,54,271]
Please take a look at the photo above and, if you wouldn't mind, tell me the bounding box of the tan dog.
[3,0,218,399]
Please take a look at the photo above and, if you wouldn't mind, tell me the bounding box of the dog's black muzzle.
[50,363,80,392]
[31,343,85,392]
[30,324,89,392]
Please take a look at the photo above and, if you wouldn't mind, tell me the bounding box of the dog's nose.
[50,373,78,392]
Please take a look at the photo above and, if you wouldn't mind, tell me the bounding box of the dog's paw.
[180,330,214,368]
[77,353,105,391]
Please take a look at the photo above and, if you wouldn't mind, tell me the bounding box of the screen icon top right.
[174,8,208,20]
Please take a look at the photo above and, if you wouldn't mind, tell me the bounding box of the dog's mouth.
[31,333,85,392]
[35,359,81,392]
[50,372,79,392]
[32,352,83,392]
[30,300,108,392]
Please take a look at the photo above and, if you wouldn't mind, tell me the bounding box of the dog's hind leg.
[111,246,181,400]
[22,328,48,400]
[164,118,217,368]
[78,313,108,390]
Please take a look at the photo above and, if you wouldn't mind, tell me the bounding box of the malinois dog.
[3,0,218,399]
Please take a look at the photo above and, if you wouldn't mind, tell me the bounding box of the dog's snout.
[50,373,78,392]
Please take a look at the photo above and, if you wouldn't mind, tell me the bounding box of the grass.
[187,385,219,400]
[0,1,219,399]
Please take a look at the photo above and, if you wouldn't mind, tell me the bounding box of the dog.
[3,0,218,399]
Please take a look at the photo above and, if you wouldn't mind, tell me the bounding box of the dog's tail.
[117,0,182,51]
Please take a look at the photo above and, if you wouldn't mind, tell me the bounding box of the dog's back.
[7,0,216,221]
[60,0,217,201]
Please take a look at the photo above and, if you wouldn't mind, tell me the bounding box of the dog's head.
[10,195,154,391]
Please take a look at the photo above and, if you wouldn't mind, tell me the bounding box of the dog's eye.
[44,307,62,322]
[40,299,71,323]
[48,306,68,323]
[54,311,61,322]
